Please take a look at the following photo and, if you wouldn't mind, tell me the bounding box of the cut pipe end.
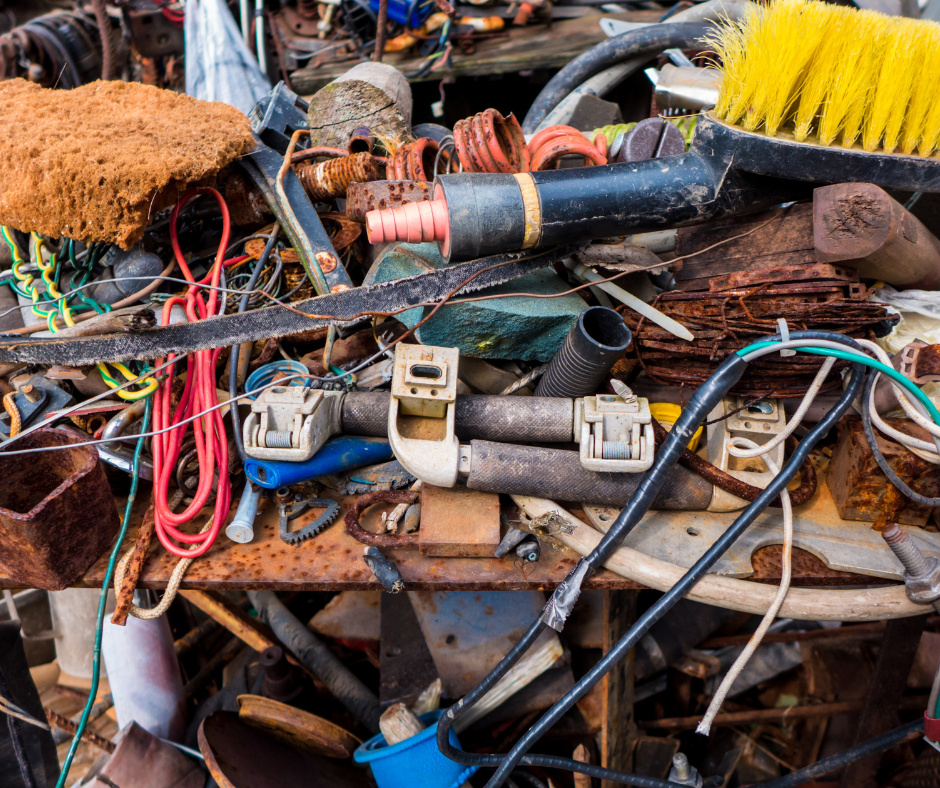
[365,199,449,246]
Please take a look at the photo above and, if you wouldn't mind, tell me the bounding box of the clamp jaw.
[706,397,787,512]
[574,384,654,473]
[387,344,461,488]
[243,385,343,462]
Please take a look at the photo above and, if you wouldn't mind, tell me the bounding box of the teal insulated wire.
[737,340,940,428]
[55,392,153,788]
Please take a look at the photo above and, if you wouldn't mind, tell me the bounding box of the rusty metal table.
[1,473,889,592]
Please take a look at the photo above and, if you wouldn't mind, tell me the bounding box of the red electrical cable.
[152,188,232,558]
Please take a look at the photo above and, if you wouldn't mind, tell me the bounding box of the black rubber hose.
[467,440,713,509]
[248,590,381,733]
[754,718,923,788]
[342,391,576,444]
[230,222,280,462]
[521,23,709,134]
[437,330,868,787]
[860,371,940,507]
[534,307,632,398]
[482,359,867,788]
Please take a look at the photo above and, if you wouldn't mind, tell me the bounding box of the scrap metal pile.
[0,0,939,787]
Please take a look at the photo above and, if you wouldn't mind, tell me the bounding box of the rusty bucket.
[0,428,119,590]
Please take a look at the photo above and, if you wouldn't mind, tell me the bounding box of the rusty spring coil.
[390,137,448,182]
[433,109,608,175]
[295,152,381,202]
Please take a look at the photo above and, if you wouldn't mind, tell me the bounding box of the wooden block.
[418,485,501,557]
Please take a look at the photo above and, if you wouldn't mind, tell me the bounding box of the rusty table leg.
[838,613,928,788]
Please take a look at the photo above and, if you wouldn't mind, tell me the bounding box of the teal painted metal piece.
[363,243,585,361]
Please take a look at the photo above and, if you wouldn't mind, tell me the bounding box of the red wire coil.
[527,125,607,171]
[152,187,233,559]
[390,137,446,182]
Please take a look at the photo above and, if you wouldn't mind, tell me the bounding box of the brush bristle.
[708,0,940,157]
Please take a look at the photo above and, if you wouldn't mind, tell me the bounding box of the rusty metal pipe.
[295,152,381,202]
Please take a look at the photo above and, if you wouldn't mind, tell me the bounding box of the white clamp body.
[387,344,460,487]
[575,386,654,472]
[243,385,343,461]
[706,397,787,512]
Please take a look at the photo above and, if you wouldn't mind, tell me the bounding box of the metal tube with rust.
[295,152,381,202]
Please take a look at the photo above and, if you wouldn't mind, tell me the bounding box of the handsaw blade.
[0,244,580,365]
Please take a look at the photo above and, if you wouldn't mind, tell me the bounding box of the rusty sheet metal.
[828,416,940,526]
[112,501,155,626]
[708,262,859,293]
[198,712,370,788]
[0,427,119,590]
[346,180,431,224]
[236,695,361,758]
[913,343,940,382]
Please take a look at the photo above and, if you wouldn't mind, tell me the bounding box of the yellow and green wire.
[2,227,157,400]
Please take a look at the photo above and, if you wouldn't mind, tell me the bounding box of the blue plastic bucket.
[353,711,477,788]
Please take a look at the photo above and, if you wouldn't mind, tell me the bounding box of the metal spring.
[602,441,631,460]
[452,108,529,173]
[527,125,608,171]
[390,138,446,182]
[264,430,293,449]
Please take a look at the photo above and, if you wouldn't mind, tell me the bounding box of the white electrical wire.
[742,338,940,452]
[724,356,837,460]
[697,436,793,736]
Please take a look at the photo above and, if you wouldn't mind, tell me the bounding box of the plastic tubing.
[152,188,232,559]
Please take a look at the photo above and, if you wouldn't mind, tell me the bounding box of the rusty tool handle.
[111,500,155,626]
[814,182,940,290]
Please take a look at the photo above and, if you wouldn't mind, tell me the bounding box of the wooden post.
[601,590,638,788]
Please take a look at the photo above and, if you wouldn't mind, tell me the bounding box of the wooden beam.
[601,590,638,788]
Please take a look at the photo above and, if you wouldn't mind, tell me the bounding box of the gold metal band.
[513,172,541,249]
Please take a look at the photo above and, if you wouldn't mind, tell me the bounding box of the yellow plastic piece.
[649,402,703,453]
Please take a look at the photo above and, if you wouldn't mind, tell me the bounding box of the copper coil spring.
[390,137,448,182]
[527,125,608,171]
[435,112,607,175]
[450,108,530,174]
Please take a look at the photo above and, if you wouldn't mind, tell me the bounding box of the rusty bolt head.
[316,252,337,273]
[331,283,351,293]
[21,385,41,403]
[904,556,940,604]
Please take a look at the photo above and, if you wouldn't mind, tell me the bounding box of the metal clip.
[575,382,654,472]
[243,386,343,461]
[387,344,460,487]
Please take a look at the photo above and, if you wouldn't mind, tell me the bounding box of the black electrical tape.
[754,718,923,788]
[861,371,940,507]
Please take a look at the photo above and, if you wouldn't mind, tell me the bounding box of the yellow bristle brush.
[706,0,940,157]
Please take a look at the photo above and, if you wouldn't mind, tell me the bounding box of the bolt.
[882,523,930,577]
[672,754,691,781]
[21,385,40,403]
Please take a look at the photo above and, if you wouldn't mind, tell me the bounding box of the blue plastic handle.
[245,436,394,489]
